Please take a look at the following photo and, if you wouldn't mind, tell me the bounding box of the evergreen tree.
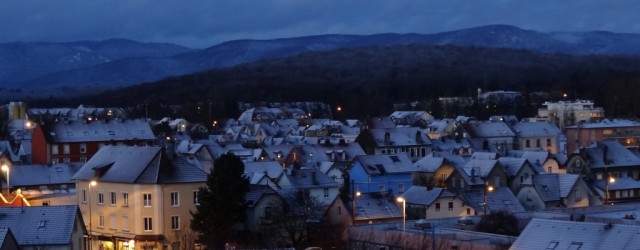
[191,152,250,249]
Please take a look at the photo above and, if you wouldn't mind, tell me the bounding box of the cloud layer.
[2,0,639,48]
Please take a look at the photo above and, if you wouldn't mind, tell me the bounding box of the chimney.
[165,141,175,160]
[471,168,476,182]
[384,131,391,145]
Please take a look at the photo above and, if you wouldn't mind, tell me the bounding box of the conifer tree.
[191,152,250,248]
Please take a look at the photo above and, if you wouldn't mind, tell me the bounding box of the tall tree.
[191,153,250,248]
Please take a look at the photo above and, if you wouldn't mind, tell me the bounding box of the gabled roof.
[72,146,206,184]
[462,187,525,214]
[497,157,529,176]
[585,141,640,169]
[401,186,456,206]
[512,218,640,250]
[10,163,83,187]
[0,205,84,246]
[592,177,640,191]
[245,184,280,208]
[353,192,403,221]
[511,121,561,137]
[525,174,580,202]
[44,118,154,143]
[353,154,415,175]
[280,168,339,189]
[244,161,284,180]
[364,127,432,147]
[463,121,515,138]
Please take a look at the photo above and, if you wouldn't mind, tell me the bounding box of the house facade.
[73,146,207,250]
[566,119,640,154]
[31,118,155,164]
[517,174,590,211]
[356,127,432,162]
[401,186,474,220]
[350,154,416,196]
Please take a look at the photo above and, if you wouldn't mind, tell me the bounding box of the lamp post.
[352,191,361,225]
[88,180,97,250]
[483,182,494,215]
[605,175,616,205]
[397,197,406,231]
[1,165,9,195]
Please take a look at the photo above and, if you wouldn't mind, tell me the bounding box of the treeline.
[51,44,640,120]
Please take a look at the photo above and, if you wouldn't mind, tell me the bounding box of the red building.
[31,118,155,164]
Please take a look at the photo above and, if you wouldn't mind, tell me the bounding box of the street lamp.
[397,197,406,231]
[88,180,97,250]
[352,191,361,225]
[483,182,494,215]
[1,165,9,195]
[605,175,616,205]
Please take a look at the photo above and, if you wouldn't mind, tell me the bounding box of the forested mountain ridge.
[7,25,640,98]
[66,44,640,120]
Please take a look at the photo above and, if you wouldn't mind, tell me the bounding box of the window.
[379,185,385,192]
[536,139,541,148]
[110,215,117,230]
[99,215,104,228]
[494,176,500,187]
[63,144,70,154]
[323,188,329,198]
[171,216,180,230]
[398,183,405,193]
[143,193,152,207]
[193,191,200,205]
[80,157,87,163]
[548,167,552,173]
[51,144,59,155]
[51,158,59,164]
[122,216,129,231]
[451,177,456,188]
[435,203,441,212]
[525,140,530,148]
[80,143,87,153]
[123,192,129,207]
[448,202,454,211]
[338,206,342,215]
[171,192,180,206]
[82,189,87,203]
[466,208,471,215]
[546,138,552,147]
[98,192,104,205]
[144,217,153,231]
[110,192,116,206]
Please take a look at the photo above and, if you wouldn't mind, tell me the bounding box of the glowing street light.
[352,191,361,225]
[397,197,406,231]
[88,180,97,250]
[605,175,616,205]
[1,165,9,195]
[483,182,494,215]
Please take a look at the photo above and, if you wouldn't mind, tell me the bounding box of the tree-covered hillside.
[60,44,640,120]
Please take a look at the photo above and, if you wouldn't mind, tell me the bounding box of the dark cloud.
[1,0,638,48]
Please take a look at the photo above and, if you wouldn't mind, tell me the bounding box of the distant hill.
[68,44,640,120]
[7,25,640,97]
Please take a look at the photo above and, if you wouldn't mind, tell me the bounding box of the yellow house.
[400,186,474,220]
[73,146,207,250]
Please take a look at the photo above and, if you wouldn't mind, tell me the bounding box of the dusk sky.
[3,0,640,48]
